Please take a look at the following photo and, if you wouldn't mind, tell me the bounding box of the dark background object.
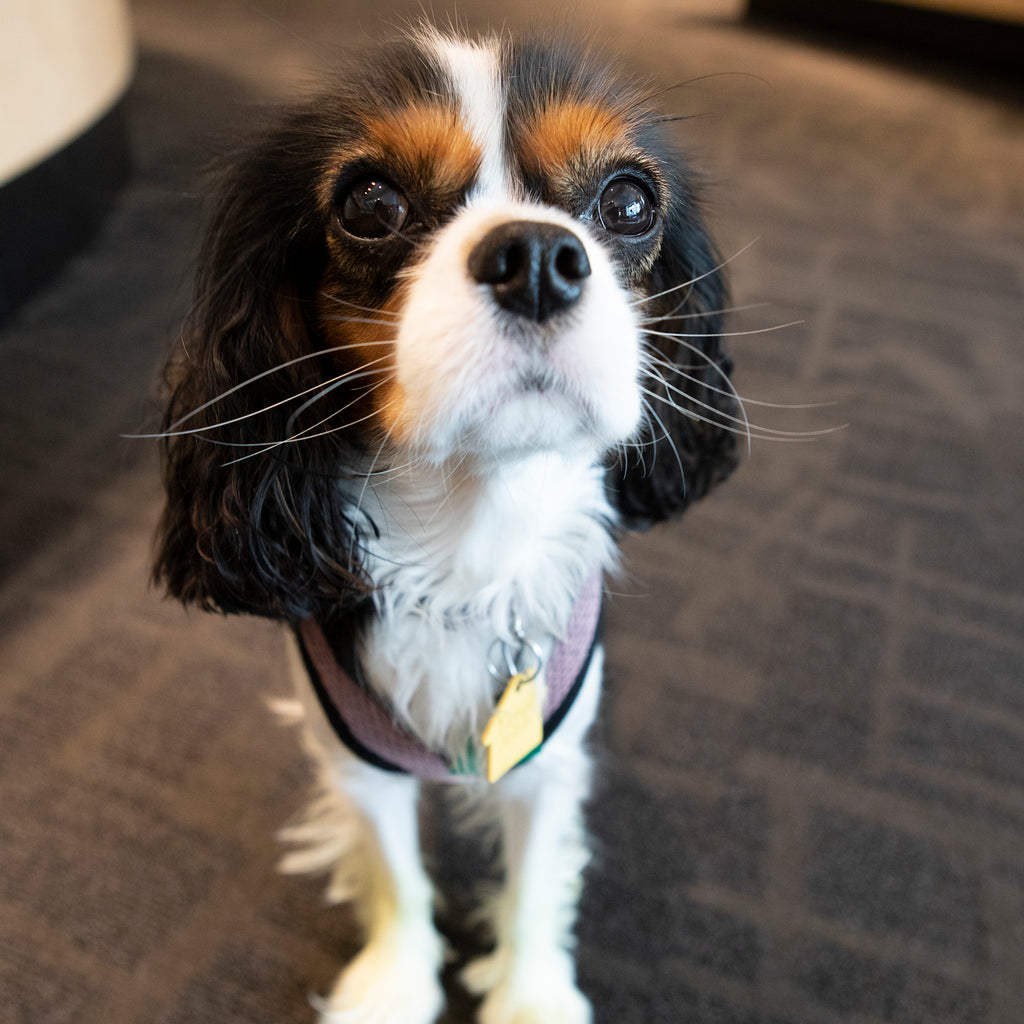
[747,0,1024,77]
[0,102,132,326]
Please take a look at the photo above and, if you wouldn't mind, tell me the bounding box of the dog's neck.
[348,450,617,752]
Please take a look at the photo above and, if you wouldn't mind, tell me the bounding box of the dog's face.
[315,32,668,464]
[155,30,738,619]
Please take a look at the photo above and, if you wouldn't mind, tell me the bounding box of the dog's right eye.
[339,178,409,239]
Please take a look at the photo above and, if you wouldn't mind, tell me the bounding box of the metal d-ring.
[487,633,544,684]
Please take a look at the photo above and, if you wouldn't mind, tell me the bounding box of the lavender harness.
[295,574,603,782]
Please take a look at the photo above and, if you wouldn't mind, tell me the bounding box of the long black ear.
[153,114,370,621]
[605,178,739,529]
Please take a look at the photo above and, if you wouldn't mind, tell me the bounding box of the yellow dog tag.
[481,671,543,783]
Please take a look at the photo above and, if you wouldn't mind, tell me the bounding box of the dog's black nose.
[468,221,591,324]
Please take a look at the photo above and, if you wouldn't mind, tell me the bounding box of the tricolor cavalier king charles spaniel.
[154,27,737,1024]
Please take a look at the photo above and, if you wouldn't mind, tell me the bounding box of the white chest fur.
[350,451,618,755]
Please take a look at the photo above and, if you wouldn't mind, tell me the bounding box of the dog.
[153,26,738,1024]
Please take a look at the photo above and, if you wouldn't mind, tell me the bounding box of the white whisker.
[645,358,751,454]
[173,378,387,450]
[322,315,403,329]
[642,330,752,454]
[639,300,771,324]
[643,351,837,411]
[351,423,401,523]
[220,381,397,467]
[284,364,390,434]
[641,320,804,340]
[424,450,474,528]
[125,345,397,441]
[637,397,686,486]
[640,386,847,443]
[319,293,402,320]
[128,358,394,440]
[629,237,760,309]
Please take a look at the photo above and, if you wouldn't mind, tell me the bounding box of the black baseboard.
[747,0,1024,78]
[0,98,132,327]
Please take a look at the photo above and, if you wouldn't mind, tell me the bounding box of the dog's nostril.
[554,241,588,283]
[468,221,591,324]
[491,242,525,285]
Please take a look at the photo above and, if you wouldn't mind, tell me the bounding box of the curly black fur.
[153,110,376,621]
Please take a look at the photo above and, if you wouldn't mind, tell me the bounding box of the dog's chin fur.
[154,27,738,1024]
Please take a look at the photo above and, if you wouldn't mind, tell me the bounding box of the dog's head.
[154,30,738,620]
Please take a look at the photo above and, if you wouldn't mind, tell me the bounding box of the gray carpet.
[2,2,1023,1022]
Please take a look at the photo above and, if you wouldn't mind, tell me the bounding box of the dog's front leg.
[463,653,602,1024]
[317,764,445,1024]
[464,760,593,1024]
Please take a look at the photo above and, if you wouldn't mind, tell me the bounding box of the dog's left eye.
[598,177,656,236]
[339,177,409,239]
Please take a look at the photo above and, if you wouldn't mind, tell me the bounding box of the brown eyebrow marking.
[362,103,482,192]
[515,99,641,179]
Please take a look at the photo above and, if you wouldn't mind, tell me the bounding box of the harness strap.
[295,573,603,782]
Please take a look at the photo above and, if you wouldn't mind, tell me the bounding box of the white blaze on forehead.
[423,31,510,200]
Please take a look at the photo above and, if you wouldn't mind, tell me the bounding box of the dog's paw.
[476,976,592,1024]
[463,949,591,1024]
[318,933,444,1024]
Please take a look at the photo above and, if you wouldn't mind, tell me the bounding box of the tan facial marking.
[318,102,482,215]
[517,100,639,180]
[363,104,481,193]
[316,287,405,440]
